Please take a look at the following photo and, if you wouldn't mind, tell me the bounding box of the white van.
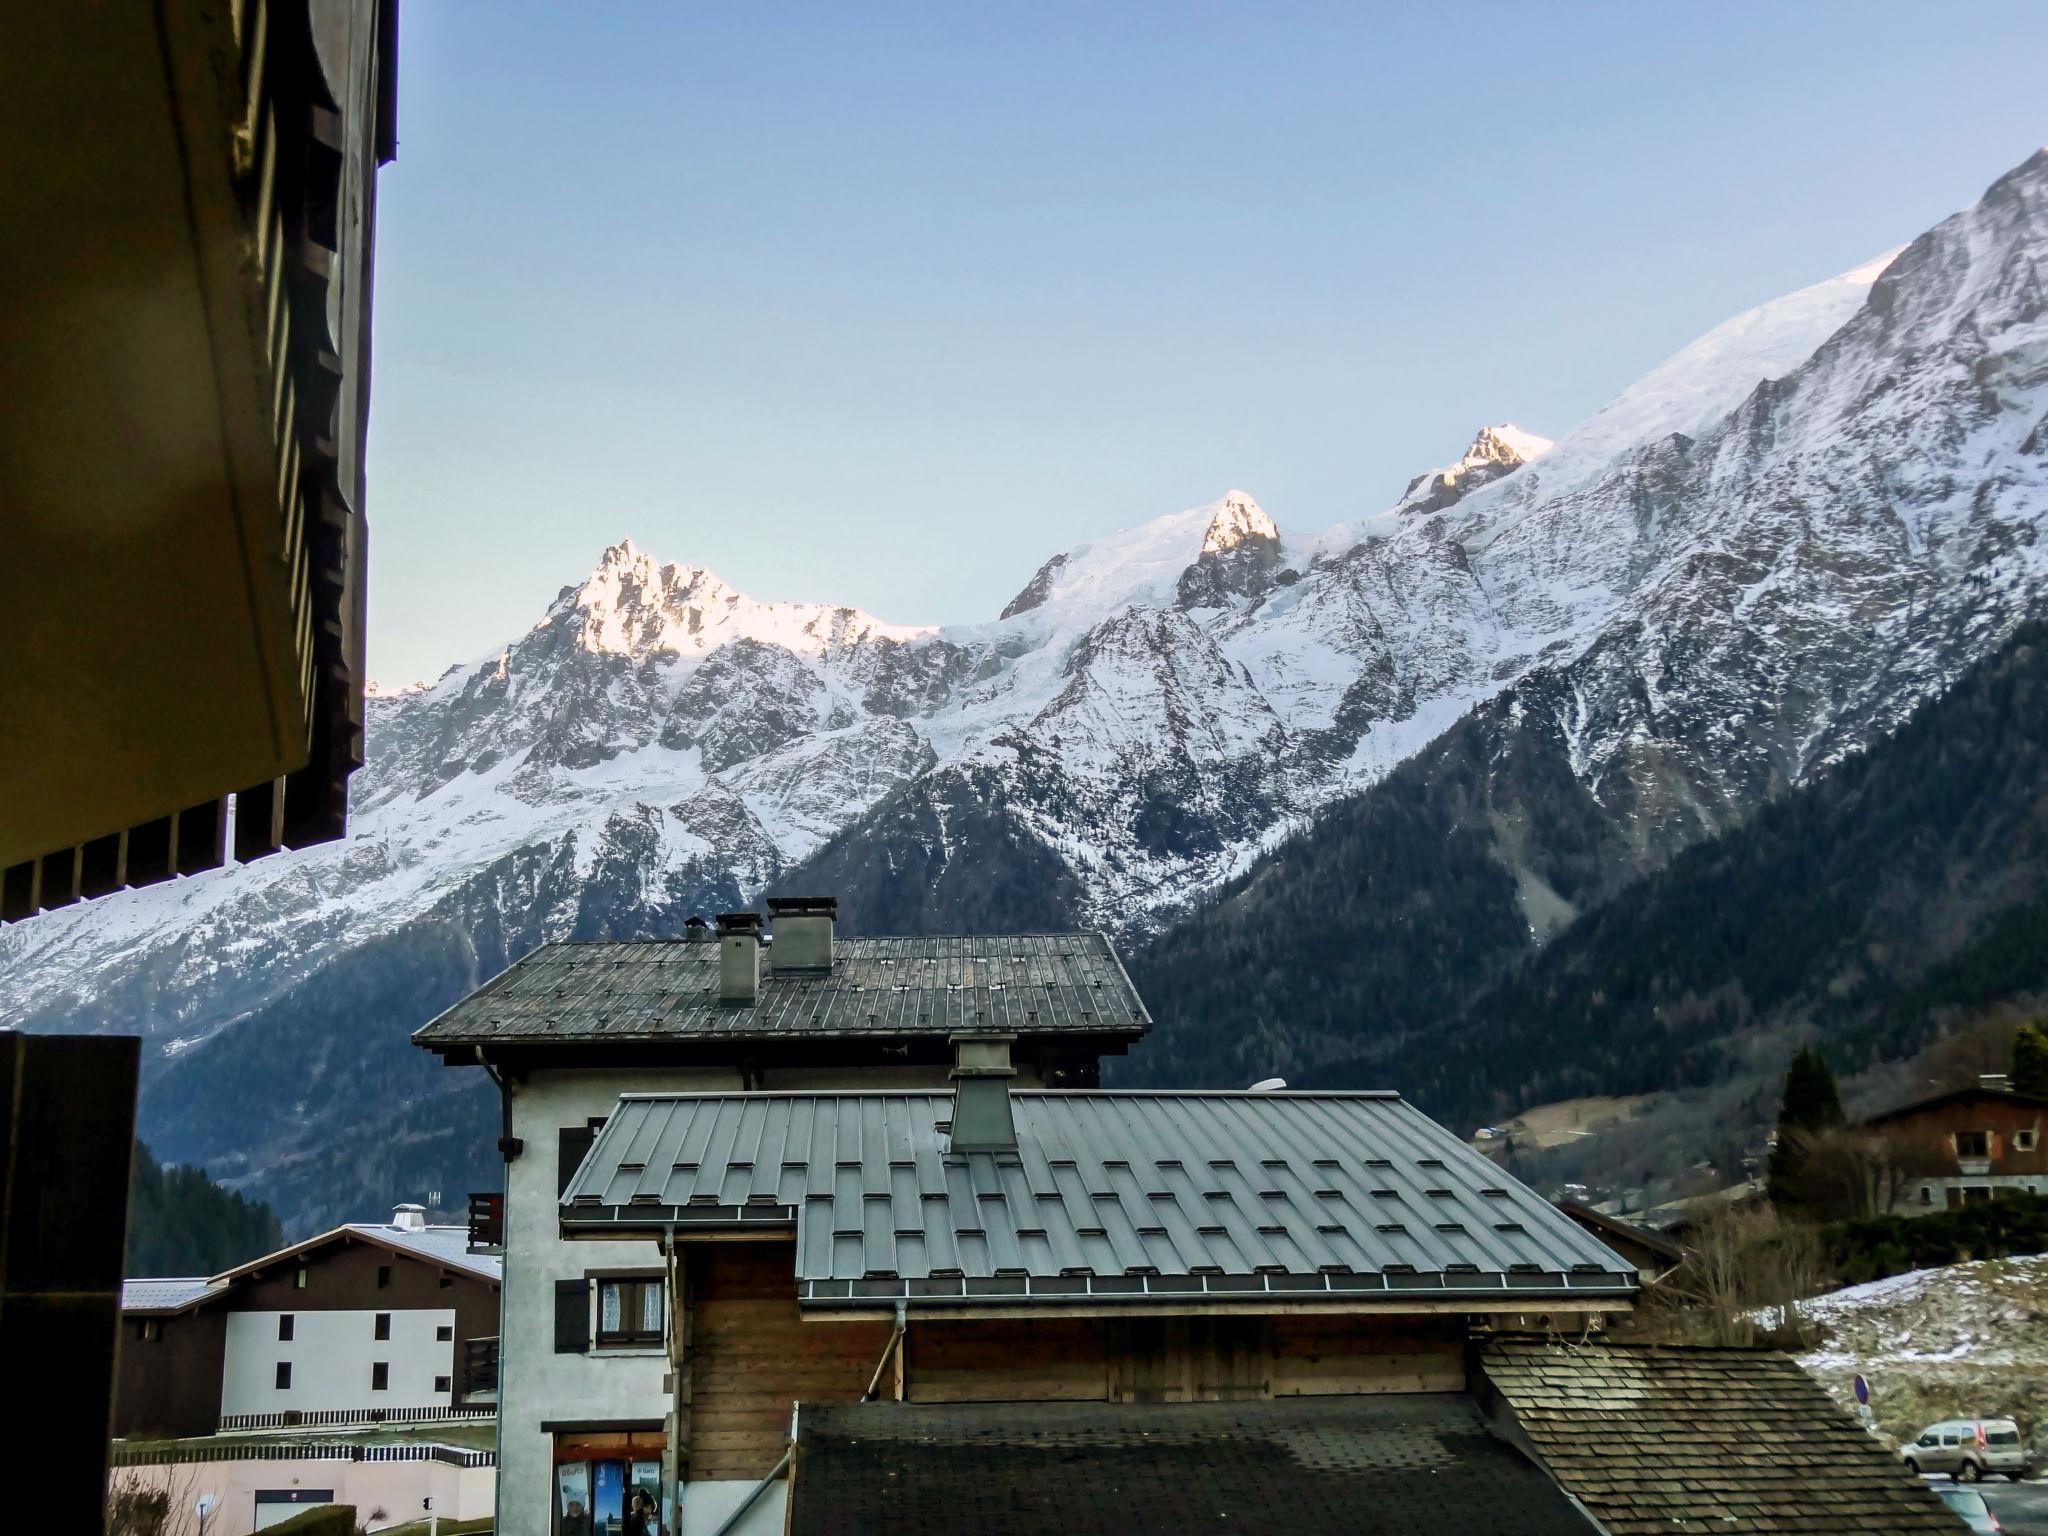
[1900,1419,2029,1482]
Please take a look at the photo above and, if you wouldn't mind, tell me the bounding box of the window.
[374,1312,391,1341]
[595,1277,664,1347]
[376,1264,393,1289]
[278,1315,294,1342]
[294,1268,308,1290]
[435,1324,453,1342]
[1956,1131,1990,1158]
[2016,1129,2038,1151]
[275,1362,292,1390]
[371,1362,390,1391]
[434,1375,452,1394]
[1919,1185,1934,1205]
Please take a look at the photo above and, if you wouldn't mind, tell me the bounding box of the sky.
[363,1,2048,685]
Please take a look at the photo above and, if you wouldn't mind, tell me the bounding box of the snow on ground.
[1782,1254,2048,1454]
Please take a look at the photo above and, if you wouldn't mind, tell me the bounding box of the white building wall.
[222,1309,456,1416]
[499,1067,741,1536]
[498,1061,972,1535]
[1893,1173,2048,1214]
[114,1455,493,1536]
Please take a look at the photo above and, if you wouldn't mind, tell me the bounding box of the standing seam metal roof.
[412,934,1150,1047]
[560,1091,1638,1306]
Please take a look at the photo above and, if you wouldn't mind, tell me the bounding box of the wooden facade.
[671,1241,1468,1483]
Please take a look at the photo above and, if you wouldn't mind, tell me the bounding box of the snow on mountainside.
[5,149,2048,1231]
[1396,424,1553,515]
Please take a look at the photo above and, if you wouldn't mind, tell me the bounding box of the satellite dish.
[1248,1077,1287,1092]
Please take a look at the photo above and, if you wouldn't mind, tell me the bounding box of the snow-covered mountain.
[6,149,2046,1231]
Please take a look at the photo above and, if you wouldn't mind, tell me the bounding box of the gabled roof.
[790,1396,1602,1536]
[1480,1337,1960,1534]
[413,934,1151,1054]
[1860,1084,2048,1127]
[121,1277,229,1313]
[561,1090,1638,1308]
[1555,1201,1685,1268]
[125,1222,500,1313]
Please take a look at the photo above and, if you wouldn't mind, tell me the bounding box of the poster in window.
[556,1462,591,1536]
[630,1459,663,1535]
[592,1458,626,1535]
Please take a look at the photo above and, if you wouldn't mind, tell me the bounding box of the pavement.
[1931,1477,2048,1534]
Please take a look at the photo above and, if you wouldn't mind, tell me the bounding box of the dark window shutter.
[559,1125,597,1198]
[554,1279,588,1353]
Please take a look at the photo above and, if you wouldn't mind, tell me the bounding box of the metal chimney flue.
[766,895,837,973]
[716,912,763,1003]
[949,1032,1018,1153]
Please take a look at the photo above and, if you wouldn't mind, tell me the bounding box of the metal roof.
[121,1277,229,1312]
[340,1223,502,1282]
[561,1091,1638,1308]
[413,933,1151,1050]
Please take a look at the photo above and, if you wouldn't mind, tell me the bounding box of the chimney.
[391,1203,426,1232]
[765,895,837,972]
[684,914,711,943]
[1981,1073,2012,1093]
[716,912,763,1003]
[949,1033,1018,1153]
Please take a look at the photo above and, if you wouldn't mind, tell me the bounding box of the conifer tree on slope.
[1767,1045,1844,1207]
[2013,1022,2048,1099]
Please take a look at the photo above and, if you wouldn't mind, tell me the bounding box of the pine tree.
[1767,1045,1844,1205]
[2014,1021,2048,1099]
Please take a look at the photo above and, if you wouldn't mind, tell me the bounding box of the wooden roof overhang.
[0,0,394,919]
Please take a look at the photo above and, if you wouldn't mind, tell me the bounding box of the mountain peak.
[1397,424,1552,515]
[1201,492,1280,555]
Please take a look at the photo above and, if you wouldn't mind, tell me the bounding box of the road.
[1966,1479,2048,1534]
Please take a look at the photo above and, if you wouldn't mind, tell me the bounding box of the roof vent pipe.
[765,895,836,972]
[716,912,763,1004]
[949,1032,1018,1153]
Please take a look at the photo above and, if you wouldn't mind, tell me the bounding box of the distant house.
[117,1205,501,1440]
[1860,1074,2048,1213]
[1554,1200,1687,1283]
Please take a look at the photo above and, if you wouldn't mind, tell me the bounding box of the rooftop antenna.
[1248,1077,1287,1092]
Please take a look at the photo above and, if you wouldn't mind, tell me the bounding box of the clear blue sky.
[364,1,2048,684]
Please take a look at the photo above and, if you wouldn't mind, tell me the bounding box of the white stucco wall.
[1893,1173,2048,1214]
[679,1479,786,1536]
[114,1455,493,1536]
[222,1309,456,1415]
[499,1060,970,1534]
[499,1067,741,1536]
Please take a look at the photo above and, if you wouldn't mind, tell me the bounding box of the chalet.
[117,1205,501,1440]
[420,899,1953,1535]
[1860,1073,2048,1213]
[412,901,1153,1534]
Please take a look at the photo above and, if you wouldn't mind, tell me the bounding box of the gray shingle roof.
[121,1277,229,1312]
[413,934,1150,1049]
[790,1396,1602,1536]
[340,1223,502,1282]
[1480,1337,1963,1534]
[561,1091,1638,1307]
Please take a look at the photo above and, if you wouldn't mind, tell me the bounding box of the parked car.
[1933,1485,2001,1533]
[1900,1419,2029,1482]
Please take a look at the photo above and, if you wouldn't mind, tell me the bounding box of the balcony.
[464,1336,500,1399]
[468,1191,504,1253]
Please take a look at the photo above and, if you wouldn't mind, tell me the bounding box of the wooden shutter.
[559,1125,598,1197]
[554,1278,588,1353]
